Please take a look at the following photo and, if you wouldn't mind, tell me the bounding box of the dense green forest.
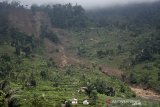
[87,2,160,28]
[31,3,89,29]
[0,1,160,107]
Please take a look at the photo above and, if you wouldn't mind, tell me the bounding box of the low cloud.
[4,0,159,9]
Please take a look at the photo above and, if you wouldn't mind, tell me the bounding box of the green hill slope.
[0,1,160,107]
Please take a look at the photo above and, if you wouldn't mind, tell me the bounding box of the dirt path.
[58,45,84,67]
[44,38,81,68]
[44,38,67,67]
[59,46,68,67]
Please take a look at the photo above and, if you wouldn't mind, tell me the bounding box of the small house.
[83,100,89,105]
[71,98,78,105]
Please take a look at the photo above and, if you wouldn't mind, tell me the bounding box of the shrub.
[52,74,61,87]
[96,49,114,58]
[31,94,45,107]
[158,71,160,81]
[89,90,98,105]
[129,73,138,84]
[40,26,59,44]
[86,79,115,97]
[77,46,87,57]
[45,31,59,44]
[25,73,37,88]
[40,70,48,80]
[143,64,153,70]
[8,97,21,107]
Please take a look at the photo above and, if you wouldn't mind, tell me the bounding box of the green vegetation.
[40,25,59,44]
[0,0,160,107]
[68,27,160,94]
[31,3,89,29]
[0,49,136,106]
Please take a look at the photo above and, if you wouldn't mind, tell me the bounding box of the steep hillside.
[0,2,136,107]
[85,1,160,94]
[7,8,82,67]
[0,1,160,107]
[8,9,51,38]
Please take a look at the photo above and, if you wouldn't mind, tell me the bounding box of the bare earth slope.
[131,86,160,101]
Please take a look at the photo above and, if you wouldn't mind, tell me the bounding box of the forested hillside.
[0,1,160,107]
[86,1,160,93]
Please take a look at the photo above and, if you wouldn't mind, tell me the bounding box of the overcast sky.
[3,0,159,9]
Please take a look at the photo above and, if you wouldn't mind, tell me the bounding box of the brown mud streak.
[100,66,160,101]
[130,86,160,101]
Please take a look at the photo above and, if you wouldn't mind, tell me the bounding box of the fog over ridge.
[2,0,159,9]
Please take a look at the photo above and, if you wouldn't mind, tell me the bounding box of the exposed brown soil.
[100,67,160,101]
[8,9,35,35]
[8,10,80,67]
[130,86,160,101]
[44,38,81,68]
[59,46,68,67]
[100,66,123,79]
[8,9,51,37]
